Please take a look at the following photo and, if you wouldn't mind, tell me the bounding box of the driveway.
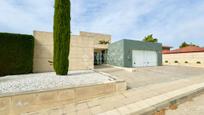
[95,65,204,89]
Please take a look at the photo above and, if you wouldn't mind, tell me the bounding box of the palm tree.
[143,34,158,43]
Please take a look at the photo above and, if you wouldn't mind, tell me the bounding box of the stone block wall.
[80,31,111,49]
[33,31,112,73]
[163,52,204,67]
[0,81,126,115]
[33,31,94,72]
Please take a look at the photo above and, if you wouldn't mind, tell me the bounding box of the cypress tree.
[53,0,71,75]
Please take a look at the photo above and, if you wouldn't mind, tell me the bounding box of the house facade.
[33,31,111,72]
[163,46,204,67]
[33,31,163,72]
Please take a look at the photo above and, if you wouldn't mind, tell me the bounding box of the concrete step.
[98,81,204,115]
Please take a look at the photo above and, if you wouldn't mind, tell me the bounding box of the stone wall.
[80,31,111,49]
[33,31,112,72]
[0,81,126,115]
[163,52,204,67]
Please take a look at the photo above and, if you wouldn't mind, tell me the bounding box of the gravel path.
[0,70,114,95]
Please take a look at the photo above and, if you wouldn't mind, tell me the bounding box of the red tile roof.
[163,46,204,54]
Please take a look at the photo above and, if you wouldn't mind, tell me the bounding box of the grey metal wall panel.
[107,40,125,67]
[107,39,162,67]
[123,39,162,67]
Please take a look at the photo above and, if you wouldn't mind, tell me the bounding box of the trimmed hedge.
[0,33,34,76]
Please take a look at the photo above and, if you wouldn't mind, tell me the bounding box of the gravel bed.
[0,70,114,95]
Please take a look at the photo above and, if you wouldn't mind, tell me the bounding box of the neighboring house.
[107,39,162,67]
[162,46,172,54]
[163,46,204,67]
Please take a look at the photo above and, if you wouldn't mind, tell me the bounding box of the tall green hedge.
[0,33,34,76]
[53,0,71,75]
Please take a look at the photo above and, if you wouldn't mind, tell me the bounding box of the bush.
[0,33,34,76]
[185,61,188,63]
[165,60,168,63]
[197,61,201,64]
[174,60,178,63]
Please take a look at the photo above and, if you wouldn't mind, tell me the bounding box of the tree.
[179,42,198,48]
[53,0,71,75]
[143,34,158,43]
[179,42,189,48]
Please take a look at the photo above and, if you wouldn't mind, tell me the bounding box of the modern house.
[107,39,162,67]
[33,31,162,72]
[33,31,111,72]
[163,45,204,67]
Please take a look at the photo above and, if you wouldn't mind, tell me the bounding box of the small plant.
[99,40,110,44]
[48,60,53,66]
[197,61,201,64]
[174,61,178,63]
[170,100,177,110]
[165,60,168,63]
[185,61,188,64]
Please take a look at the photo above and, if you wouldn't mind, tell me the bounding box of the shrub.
[0,33,34,76]
[174,61,178,63]
[185,61,188,63]
[197,61,201,64]
[165,60,168,63]
[53,0,71,75]
[99,40,110,44]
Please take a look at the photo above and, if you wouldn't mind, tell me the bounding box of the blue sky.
[0,0,204,48]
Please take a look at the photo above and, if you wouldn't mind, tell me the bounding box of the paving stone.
[76,102,88,111]
[90,105,102,114]
[117,106,131,115]
[63,104,76,113]
[76,109,91,115]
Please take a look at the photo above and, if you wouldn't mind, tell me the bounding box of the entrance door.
[94,50,107,65]
[132,50,157,67]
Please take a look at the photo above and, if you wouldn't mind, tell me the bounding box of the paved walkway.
[95,65,204,89]
[22,75,204,115]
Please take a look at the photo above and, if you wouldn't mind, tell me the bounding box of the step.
[98,82,204,115]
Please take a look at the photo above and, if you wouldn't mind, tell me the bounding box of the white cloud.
[0,0,54,34]
[0,0,204,47]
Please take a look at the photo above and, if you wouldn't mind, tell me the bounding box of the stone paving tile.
[117,106,131,115]
[63,103,76,113]
[47,108,63,115]
[90,105,103,114]
[87,98,100,108]
[102,81,204,115]
[103,109,120,115]
[76,102,89,111]
[20,66,204,115]
[95,65,204,89]
[76,108,91,115]
[67,112,77,115]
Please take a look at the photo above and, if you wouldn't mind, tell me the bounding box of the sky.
[0,0,204,48]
